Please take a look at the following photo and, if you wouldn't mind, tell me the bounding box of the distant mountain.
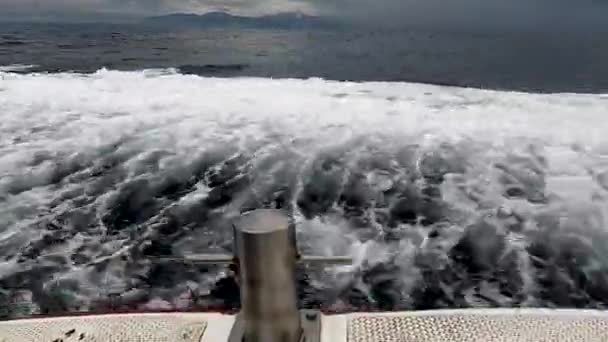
[141,12,338,30]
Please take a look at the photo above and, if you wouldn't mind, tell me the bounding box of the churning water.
[1,67,608,316]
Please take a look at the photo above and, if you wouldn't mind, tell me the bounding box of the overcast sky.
[1,0,608,30]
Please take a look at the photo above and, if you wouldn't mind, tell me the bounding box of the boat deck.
[1,309,607,341]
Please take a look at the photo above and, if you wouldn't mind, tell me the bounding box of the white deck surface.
[1,309,607,341]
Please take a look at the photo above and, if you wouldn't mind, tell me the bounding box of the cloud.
[0,0,316,17]
[312,0,608,30]
[1,0,607,30]
[165,0,317,15]
[0,0,162,17]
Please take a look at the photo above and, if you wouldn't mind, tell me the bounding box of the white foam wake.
[1,68,608,313]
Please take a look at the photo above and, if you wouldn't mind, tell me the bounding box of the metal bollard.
[154,209,351,342]
[233,209,301,342]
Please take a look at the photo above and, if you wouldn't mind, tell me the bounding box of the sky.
[1,0,608,30]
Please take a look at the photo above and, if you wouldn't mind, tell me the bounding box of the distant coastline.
[140,12,340,30]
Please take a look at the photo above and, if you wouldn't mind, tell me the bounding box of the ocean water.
[2,22,608,92]
[1,23,608,317]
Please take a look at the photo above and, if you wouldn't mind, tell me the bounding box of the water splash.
[1,68,608,316]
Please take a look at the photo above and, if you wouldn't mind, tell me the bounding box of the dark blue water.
[2,21,608,93]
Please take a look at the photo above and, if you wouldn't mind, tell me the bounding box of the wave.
[0,64,249,78]
[178,64,250,75]
[0,40,26,47]
[0,64,38,73]
[1,68,608,316]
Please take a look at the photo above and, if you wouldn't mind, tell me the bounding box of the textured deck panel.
[0,313,209,342]
[2,309,608,342]
[347,309,608,342]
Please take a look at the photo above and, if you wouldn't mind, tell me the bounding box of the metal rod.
[233,209,302,342]
[299,255,353,265]
[153,254,235,264]
[154,255,351,265]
